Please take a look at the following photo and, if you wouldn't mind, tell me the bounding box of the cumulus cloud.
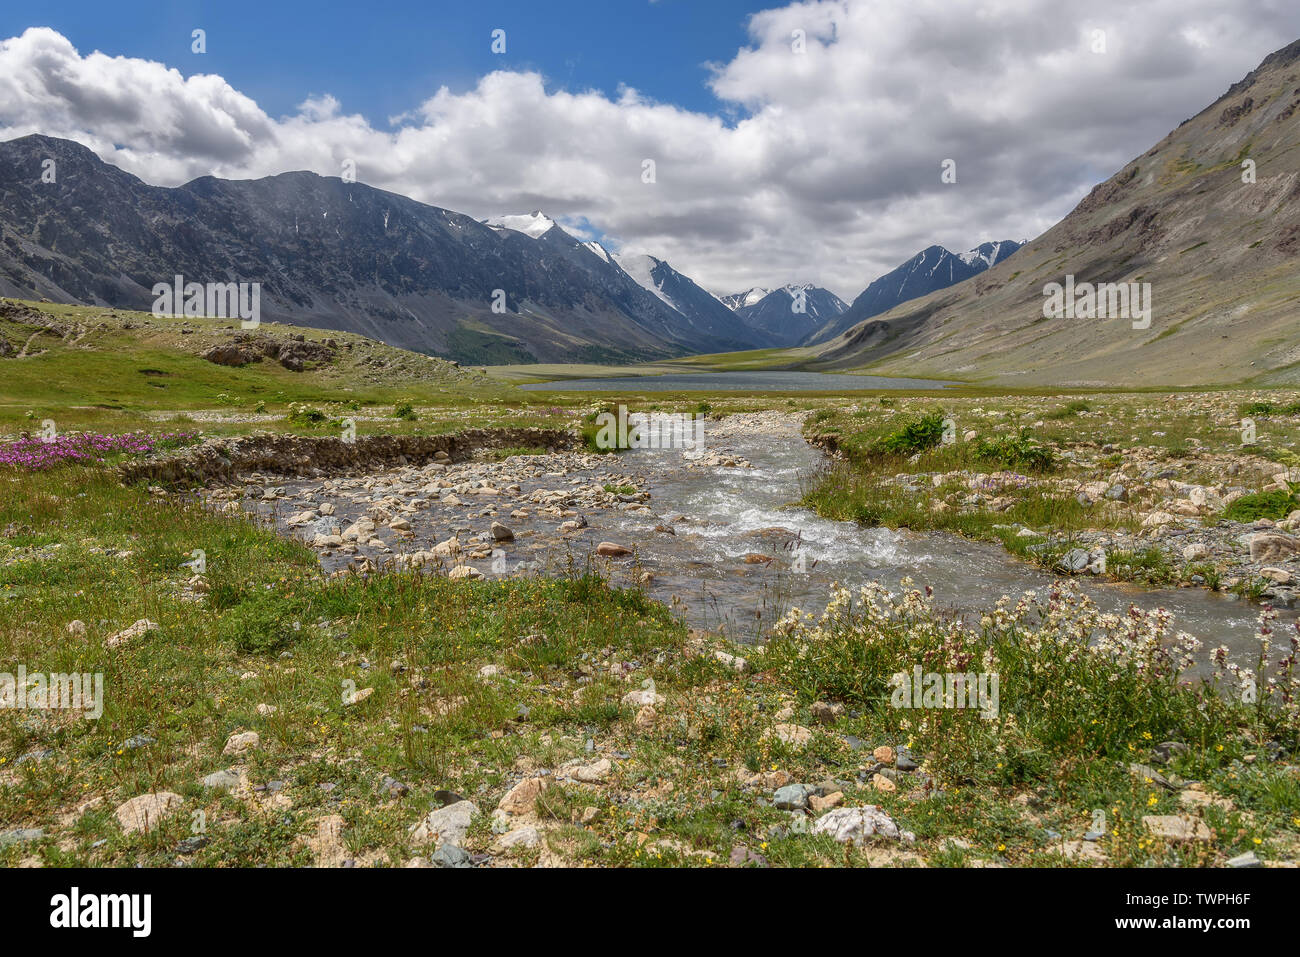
[1,3,1297,299]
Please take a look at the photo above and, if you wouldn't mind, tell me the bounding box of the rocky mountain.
[719,287,771,312]
[807,39,1300,387]
[0,137,752,365]
[724,283,848,347]
[612,253,766,350]
[802,241,1022,346]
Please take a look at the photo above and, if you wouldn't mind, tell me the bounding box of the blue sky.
[1,0,764,125]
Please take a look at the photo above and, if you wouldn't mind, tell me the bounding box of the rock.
[378,775,409,798]
[1226,850,1262,868]
[114,792,183,835]
[1249,532,1300,563]
[871,773,897,793]
[448,565,483,580]
[872,745,895,764]
[568,758,612,783]
[1141,511,1176,528]
[222,731,261,755]
[105,618,158,648]
[431,844,473,868]
[1182,543,1211,561]
[343,687,374,706]
[306,814,350,867]
[634,705,657,730]
[810,701,844,725]
[201,769,241,792]
[65,620,86,637]
[498,777,549,816]
[1142,814,1211,842]
[1059,548,1092,572]
[773,783,812,810]
[491,522,514,542]
[0,828,44,848]
[811,806,914,844]
[622,688,665,708]
[1129,762,1177,791]
[808,791,844,812]
[495,825,542,850]
[596,541,632,557]
[409,799,480,848]
[729,846,769,867]
[478,664,500,678]
[714,650,747,672]
[1059,839,1108,862]
[763,723,813,748]
[1261,567,1293,584]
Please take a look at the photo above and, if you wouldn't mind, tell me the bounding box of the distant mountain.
[802,241,1022,346]
[0,137,756,365]
[719,287,771,312]
[807,37,1300,386]
[724,283,848,347]
[613,253,766,350]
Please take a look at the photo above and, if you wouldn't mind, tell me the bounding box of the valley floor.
[2,302,1299,868]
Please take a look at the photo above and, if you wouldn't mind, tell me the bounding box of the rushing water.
[519,371,955,391]
[587,417,1295,669]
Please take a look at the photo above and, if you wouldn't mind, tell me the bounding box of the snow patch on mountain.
[483,211,557,239]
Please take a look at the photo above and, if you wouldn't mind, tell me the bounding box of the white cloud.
[1,3,1297,300]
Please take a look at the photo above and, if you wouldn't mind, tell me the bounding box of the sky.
[1,0,1298,299]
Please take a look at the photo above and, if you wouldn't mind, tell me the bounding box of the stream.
[251,414,1295,669]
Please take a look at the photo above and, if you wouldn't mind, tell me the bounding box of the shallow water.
[519,371,955,392]
[593,418,1295,669]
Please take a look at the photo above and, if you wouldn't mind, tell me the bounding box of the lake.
[518,371,955,392]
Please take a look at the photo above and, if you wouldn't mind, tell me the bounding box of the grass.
[4,298,1300,868]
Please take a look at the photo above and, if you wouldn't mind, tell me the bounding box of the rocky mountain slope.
[613,252,767,350]
[807,39,1300,387]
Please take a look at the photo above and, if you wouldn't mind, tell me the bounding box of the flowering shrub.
[762,579,1299,782]
[0,430,198,470]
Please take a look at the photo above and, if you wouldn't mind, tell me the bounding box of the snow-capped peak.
[483,211,557,239]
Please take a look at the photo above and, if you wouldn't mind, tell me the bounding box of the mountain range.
[0,140,764,365]
[0,134,1028,365]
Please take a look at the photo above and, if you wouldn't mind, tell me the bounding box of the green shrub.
[972,428,1055,472]
[393,401,418,421]
[1222,487,1300,523]
[217,593,301,655]
[870,412,946,457]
